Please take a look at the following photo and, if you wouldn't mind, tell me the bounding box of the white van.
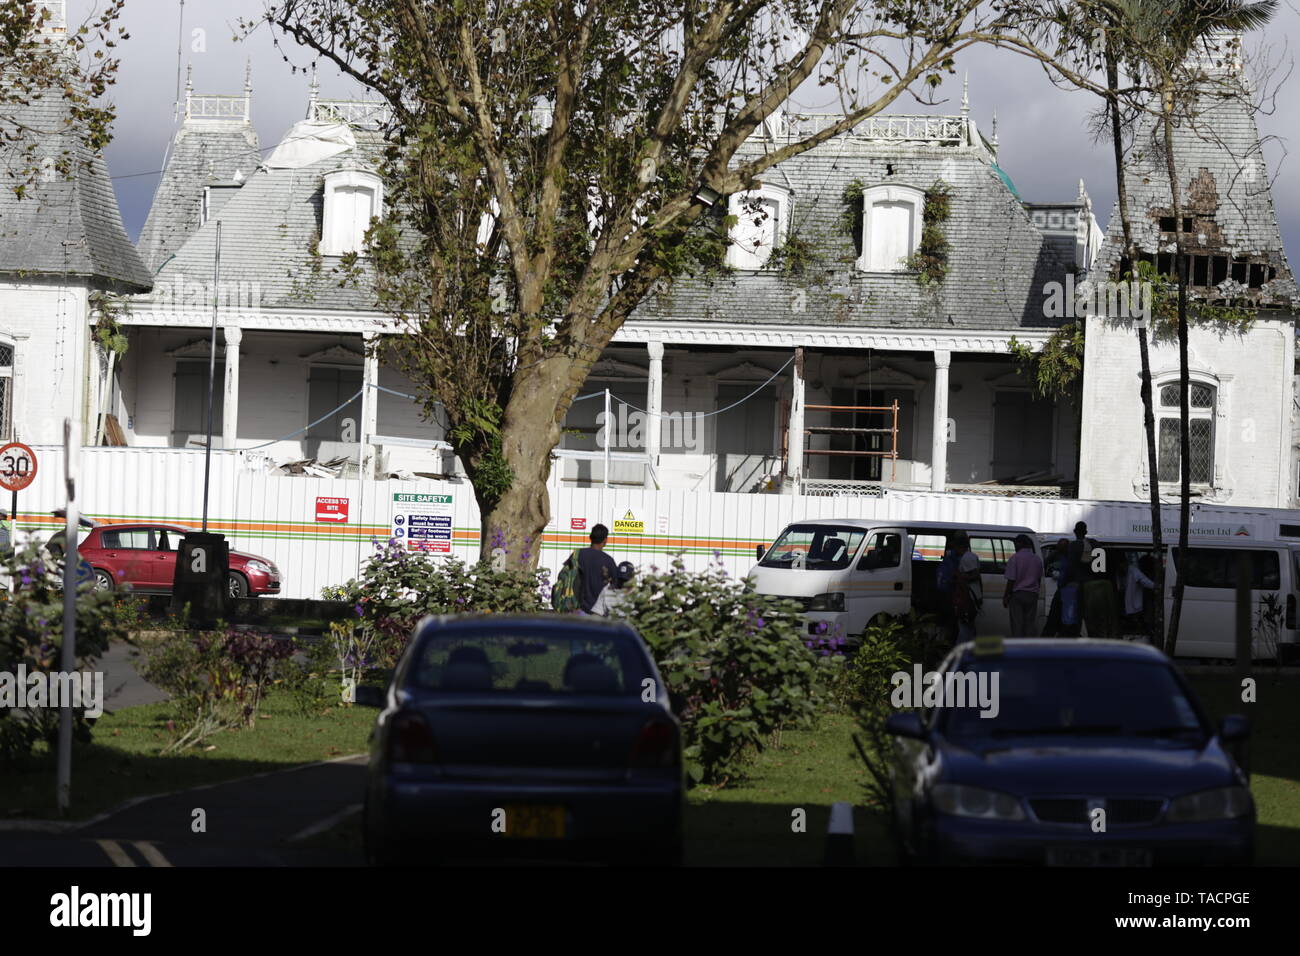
[749,520,1041,640]
[1038,534,1300,661]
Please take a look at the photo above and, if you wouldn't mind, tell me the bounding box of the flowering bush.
[608,555,833,785]
[324,537,549,669]
[0,545,145,766]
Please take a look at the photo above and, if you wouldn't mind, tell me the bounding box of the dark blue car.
[885,638,1254,866]
[358,614,683,866]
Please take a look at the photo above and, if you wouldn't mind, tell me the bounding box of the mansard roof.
[0,84,151,290]
[136,75,261,274]
[1092,73,1296,308]
[633,112,1073,331]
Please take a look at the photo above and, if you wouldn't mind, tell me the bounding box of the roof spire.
[184,63,193,120]
[991,107,998,147]
[308,64,320,120]
[961,72,970,118]
[243,58,252,122]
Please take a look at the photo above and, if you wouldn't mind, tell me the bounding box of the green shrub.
[608,555,833,786]
[327,538,550,668]
[138,629,295,753]
[0,545,142,766]
[845,611,941,820]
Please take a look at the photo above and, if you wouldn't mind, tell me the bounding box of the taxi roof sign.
[973,635,1004,656]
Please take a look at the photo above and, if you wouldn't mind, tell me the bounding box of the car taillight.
[1288,594,1296,630]
[388,711,437,763]
[629,720,678,768]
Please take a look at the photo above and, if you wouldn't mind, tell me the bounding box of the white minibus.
[750,519,1041,640]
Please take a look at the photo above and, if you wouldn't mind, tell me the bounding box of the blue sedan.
[358,614,683,866]
[885,638,1254,866]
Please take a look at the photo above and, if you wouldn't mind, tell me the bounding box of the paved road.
[1,757,368,867]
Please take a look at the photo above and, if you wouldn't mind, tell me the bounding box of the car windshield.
[759,525,866,571]
[938,659,1206,740]
[409,629,648,696]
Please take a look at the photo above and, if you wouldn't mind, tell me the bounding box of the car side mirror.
[1220,714,1249,742]
[354,685,385,708]
[756,544,765,562]
[885,711,928,740]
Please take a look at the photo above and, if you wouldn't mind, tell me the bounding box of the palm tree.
[1102,0,1276,655]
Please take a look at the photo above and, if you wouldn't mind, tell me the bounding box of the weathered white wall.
[1078,315,1294,508]
[0,278,92,444]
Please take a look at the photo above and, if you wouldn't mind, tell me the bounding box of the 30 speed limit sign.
[0,442,37,492]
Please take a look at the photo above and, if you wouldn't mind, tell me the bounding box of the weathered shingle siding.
[634,140,1071,330]
[0,89,150,289]
[1093,83,1297,305]
[137,122,262,274]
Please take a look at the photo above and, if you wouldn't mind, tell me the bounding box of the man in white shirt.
[593,561,637,616]
[1123,554,1156,638]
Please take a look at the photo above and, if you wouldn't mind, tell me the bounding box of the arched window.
[0,337,12,441]
[859,184,924,273]
[321,169,383,257]
[1156,379,1217,485]
[726,185,791,270]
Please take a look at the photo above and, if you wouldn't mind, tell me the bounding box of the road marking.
[132,841,172,867]
[287,803,363,843]
[95,839,136,867]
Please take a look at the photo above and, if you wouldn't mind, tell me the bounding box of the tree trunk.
[1161,99,1190,657]
[1107,49,1165,648]
[470,353,594,569]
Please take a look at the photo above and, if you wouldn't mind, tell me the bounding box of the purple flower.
[354,603,364,617]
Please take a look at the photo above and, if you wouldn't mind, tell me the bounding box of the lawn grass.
[685,713,891,866]
[1,691,374,822]
[1185,670,1300,866]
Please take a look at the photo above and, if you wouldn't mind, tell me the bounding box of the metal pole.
[603,388,611,489]
[202,221,221,532]
[57,418,79,813]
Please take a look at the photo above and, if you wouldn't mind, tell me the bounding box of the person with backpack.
[551,523,619,614]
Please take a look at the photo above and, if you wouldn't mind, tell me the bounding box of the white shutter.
[868,200,914,271]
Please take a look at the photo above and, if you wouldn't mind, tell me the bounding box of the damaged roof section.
[1093,76,1297,310]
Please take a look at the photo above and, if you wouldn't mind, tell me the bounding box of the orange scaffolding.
[782,399,901,482]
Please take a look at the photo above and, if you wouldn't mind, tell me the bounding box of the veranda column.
[931,349,951,491]
[222,326,241,449]
[645,341,663,489]
[784,347,805,493]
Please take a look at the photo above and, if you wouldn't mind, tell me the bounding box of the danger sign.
[315,497,349,522]
[0,442,37,492]
[571,518,587,531]
[613,509,644,535]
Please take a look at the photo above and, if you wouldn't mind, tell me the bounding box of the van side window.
[1172,548,1280,590]
[969,536,1016,574]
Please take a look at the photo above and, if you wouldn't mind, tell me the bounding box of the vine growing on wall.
[88,290,130,357]
[1008,322,1084,399]
[903,181,952,285]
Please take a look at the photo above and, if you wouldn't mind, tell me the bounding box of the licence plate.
[1046,846,1152,867]
[502,804,567,840]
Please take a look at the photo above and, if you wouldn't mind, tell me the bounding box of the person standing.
[1041,537,1071,637]
[1080,536,1121,639]
[1002,534,1044,637]
[576,524,620,614]
[951,532,983,643]
[1058,522,1089,637]
[1122,553,1157,640]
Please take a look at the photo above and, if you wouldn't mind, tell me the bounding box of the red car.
[77,523,282,598]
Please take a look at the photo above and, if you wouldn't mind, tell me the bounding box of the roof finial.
[961,72,970,118]
[243,58,252,121]
[991,107,998,147]
[308,64,320,120]
[184,63,193,120]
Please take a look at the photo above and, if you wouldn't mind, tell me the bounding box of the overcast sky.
[97,0,1300,258]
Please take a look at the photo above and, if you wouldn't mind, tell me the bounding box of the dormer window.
[859,183,924,272]
[726,185,790,270]
[321,169,383,257]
